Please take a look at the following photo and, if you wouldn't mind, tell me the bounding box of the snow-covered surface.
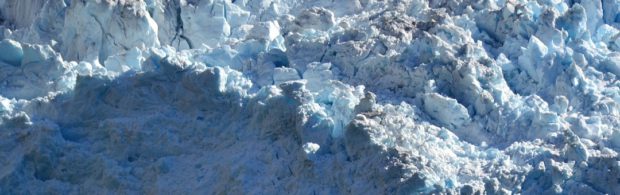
[0,0,619,194]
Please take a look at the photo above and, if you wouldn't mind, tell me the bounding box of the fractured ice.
[0,0,619,194]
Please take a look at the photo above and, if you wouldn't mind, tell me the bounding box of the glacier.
[0,0,619,194]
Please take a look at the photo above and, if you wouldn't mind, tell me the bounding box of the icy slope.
[0,0,619,194]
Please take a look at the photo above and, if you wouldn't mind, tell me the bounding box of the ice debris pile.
[0,0,619,194]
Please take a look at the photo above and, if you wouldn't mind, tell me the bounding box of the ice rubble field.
[0,0,619,194]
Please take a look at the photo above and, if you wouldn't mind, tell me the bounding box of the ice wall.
[0,0,619,194]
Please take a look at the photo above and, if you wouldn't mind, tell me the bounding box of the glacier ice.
[0,0,619,194]
[0,39,22,66]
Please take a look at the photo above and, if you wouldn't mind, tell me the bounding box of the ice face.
[0,0,619,194]
[0,39,23,66]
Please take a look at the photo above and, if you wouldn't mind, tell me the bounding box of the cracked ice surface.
[0,0,619,194]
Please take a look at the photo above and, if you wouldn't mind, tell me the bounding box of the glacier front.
[0,0,619,194]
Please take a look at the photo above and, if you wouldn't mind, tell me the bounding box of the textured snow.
[0,0,619,194]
